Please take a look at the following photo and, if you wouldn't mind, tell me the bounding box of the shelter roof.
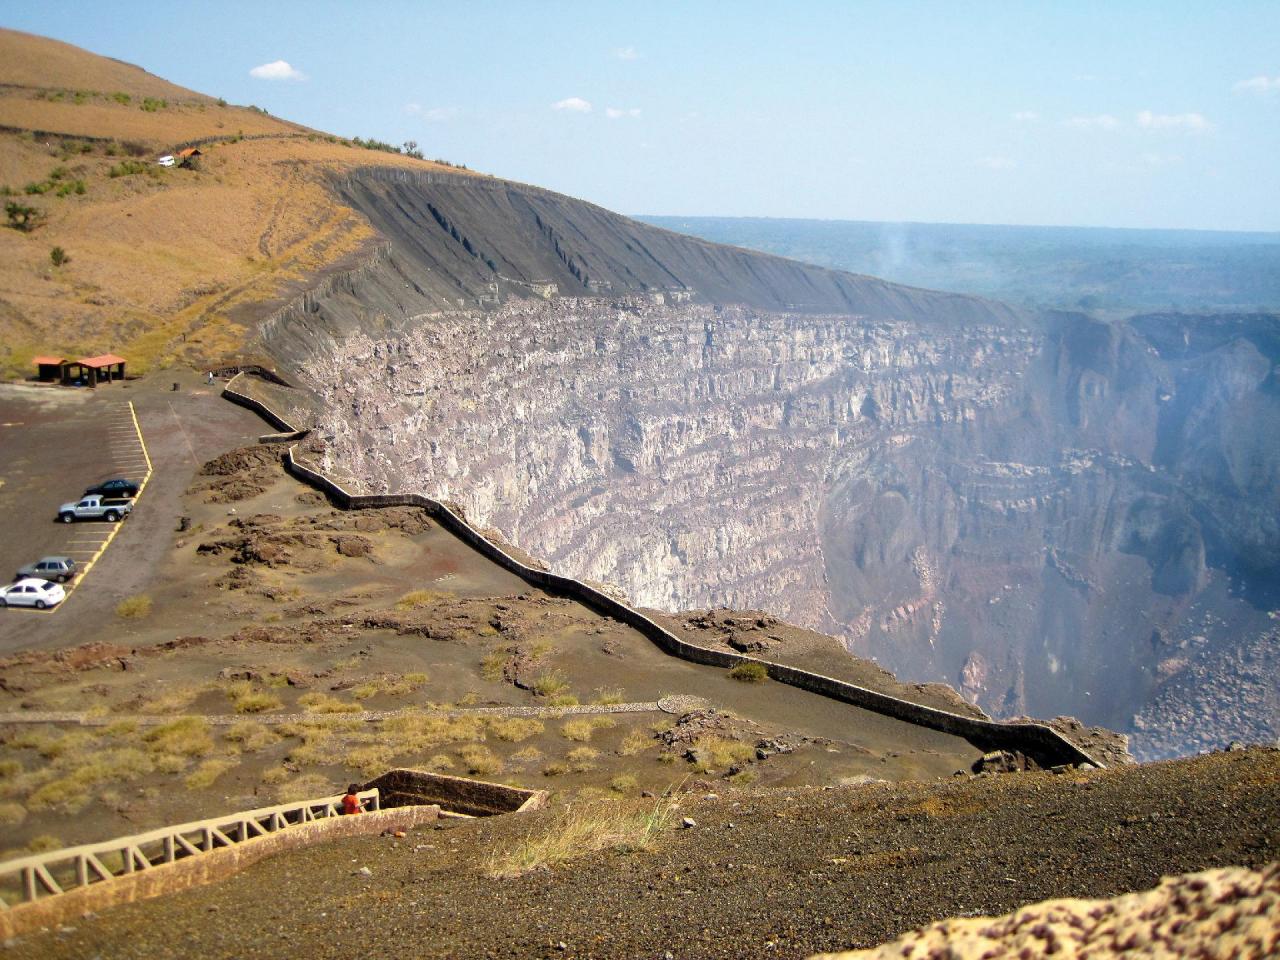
[78,354,127,368]
[32,355,66,365]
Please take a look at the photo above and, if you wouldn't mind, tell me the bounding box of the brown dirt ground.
[0,28,483,378]
[6,748,1277,960]
[0,441,992,858]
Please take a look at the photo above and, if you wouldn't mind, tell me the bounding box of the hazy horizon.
[3,2,1279,232]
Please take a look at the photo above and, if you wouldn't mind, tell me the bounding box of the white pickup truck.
[57,495,133,523]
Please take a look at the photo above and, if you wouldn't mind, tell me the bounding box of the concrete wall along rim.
[271,440,1102,771]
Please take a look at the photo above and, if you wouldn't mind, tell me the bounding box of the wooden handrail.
[0,788,380,907]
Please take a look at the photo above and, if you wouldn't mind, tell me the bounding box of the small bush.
[425,753,454,771]
[609,774,638,793]
[542,762,568,777]
[115,595,152,619]
[225,721,280,752]
[49,245,69,267]
[344,743,394,776]
[298,692,361,714]
[111,92,131,105]
[185,758,236,789]
[592,687,625,705]
[108,159,149,178]
[480,649,507,682]
[140,97,166,112]
[26,834,63,853]
[728,661,768,683]
[5,201,43,232]
[395,589,442,610]
[567,746,599,772]
[232,689,282,714]
[618,727,655,756]
[509,746,543,764]
[28,777,90,812]
[487,717,544,742]
[531,670,569,698]
[0,801,27,825]
[457,744,502,776]
[486,798,675,877]
[547,694,579,708]
[350,682,379,701]
[0,760,22,779]
[143,717,213,758]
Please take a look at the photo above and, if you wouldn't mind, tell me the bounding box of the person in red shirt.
[341,783,363,815]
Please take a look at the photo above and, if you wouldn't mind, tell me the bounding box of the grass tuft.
[487,717,544,742]
[185,758,237,789]
[395,589,443,611]
[115,594,153,619]
[486,798,675,878]
[728,661,768,683]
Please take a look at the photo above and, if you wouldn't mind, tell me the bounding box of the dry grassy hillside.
[0,28,479,377]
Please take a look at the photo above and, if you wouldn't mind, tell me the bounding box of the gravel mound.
[812,862,1279,960]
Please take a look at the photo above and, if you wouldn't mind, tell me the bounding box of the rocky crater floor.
[306,299,1280,759]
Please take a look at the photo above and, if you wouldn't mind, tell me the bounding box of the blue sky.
[6,1,1280,230]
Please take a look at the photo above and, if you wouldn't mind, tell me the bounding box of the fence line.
[0,789,379,909]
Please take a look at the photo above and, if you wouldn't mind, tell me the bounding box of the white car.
[0,578,66,609]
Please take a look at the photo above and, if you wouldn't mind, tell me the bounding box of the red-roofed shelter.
[76,354,127,386]
[32,355,67,382]
[35,353,127,386]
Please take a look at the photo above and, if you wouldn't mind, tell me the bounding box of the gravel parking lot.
[0,371,267,652]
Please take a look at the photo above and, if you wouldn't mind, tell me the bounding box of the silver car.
[0,578,66,609]
[15,556,78,583]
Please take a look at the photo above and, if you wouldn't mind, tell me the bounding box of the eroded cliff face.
[305,297,1280,759]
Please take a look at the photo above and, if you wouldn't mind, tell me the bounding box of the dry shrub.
[690,735,756,773]
[273,772,336,803]
[142,717,214,758]
[509,746,543,764]
[344,743,395,777]
[609,774,638,793]
[350,683,379,701]
[0,801,27,825]
[381,672,428,696]
[488,717,544,742]
[547,695,579,707]
[0,759,22,779]
[728,661,768,683]
[27,777,90,812]
[531,670,569,697]
[618,727,655,756]
[592,687,624,705]
[425,754,454,772]
[153,753,189,774]
[542,763,568,777]
[480,648,508,682]
[560,717,616,742]
[486,797,675,878]
[457,744,502,776]
[298,692,361,714]
[567,746,599,772]
[26,834,62,853]
[225,721,280,752]
[185,758,237,789]
[142,683,208,713]
[115,594,153,619]
[379,712,485,752]
[395,589,443,610]
[225,681,282,714]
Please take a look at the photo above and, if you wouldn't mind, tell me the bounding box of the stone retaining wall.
[0,804,440,940]
[221,373,309,443]
[282,449,1103,770]
[364,769,547,818]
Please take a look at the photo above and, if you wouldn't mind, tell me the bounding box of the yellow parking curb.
[42,401,153,615]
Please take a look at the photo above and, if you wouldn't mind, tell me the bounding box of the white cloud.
[604,107,642,119]
[1136,110,1211,132]
[406,103,459,122]
[1064,114,1121,130]
[1234,75,1280,95]
[552,97,592,113]
[614,47,640,61]
[1012,111,1039,122]
[976,156,1017,170]
[249,60,305,81]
